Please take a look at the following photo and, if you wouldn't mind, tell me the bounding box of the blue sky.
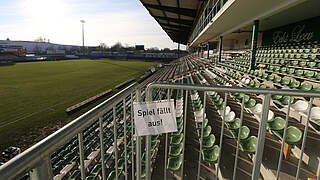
[0,0,186,49]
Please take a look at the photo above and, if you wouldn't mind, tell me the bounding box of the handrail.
[146,82,320,97]
[0,82,138,180]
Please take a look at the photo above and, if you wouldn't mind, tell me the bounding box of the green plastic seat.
[260,84,267,89]
[202,134,216,148]
[68,170,80,180]
[118,158,125,170]
[315,73,320,80]
[281,77,291,86]
[176,116,183,124]
[241,136,257,153]
[279,59,286,65]
[268,74,275,81]
[268,117,285,131]
[290,80,301,89]
[152,134,159,141]
[167,154,183,171]
[295,69,304,76]
[292,61,299,66]
[274,76,282,83]
[249,80,255,87]
[197,125,212,138]
[229,118,241,130]
[239,126,250,140]
[196,118,208,129]
[299,61,307,67]
[280,67,287,73]
[280,96,294,105]
[300,83,313,91]
[262,73,268,79]
[271,94,282,100]
[287,68,295,74]
[169,143,183,156]
[245,99,256,108]
[313,86,320,91]
[304,71,315,78]
[202,145,220,163]
[274,66,281,72]
[286,126,302,144]
[170,134,183,145]
[308,62,317,68]
[86,176,96,180]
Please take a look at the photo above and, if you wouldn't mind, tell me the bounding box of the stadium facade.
[0,0,320,180]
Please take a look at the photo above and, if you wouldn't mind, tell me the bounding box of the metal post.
[201,46,204,58]
[164,88,171,180]
[136,90,142,180]
[250,20,259,70]
[296,98,313,180]
[78,132,86,180]
[130,93,135,180]
[252,94,271,180]
[145,88,153,180]
[181,90,188,180]
[178,43,180,59]
[276,96,292,180]
[207,42,210,59]
[113,106,119,180]
[29,157,53,180]
[123,99,128,180]
[80,20,85,55]
[218,36,223,62]
[197,91,207,180]
[215,93,227,180]
[99,117,107,180]
[232,96,245,180]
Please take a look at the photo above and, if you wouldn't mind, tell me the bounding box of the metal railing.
[189,0,230,44]
[1,81,320,180]
[145,82,320,180]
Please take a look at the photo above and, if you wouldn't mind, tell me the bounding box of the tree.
[111,42,123,51]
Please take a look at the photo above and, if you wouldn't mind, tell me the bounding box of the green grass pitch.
[0,59,157,151]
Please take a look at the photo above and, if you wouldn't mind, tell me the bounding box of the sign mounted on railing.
[133,99,177,136]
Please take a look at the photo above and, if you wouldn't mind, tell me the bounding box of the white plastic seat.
[224,111,235,122]
[310,107,320,119]
[291,100,309,112]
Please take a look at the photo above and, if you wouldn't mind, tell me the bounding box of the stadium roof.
[140,0,204,45]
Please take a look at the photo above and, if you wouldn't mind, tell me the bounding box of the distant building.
[0,40,81,54]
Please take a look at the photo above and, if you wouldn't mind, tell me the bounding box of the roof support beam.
[160,23,191,31]
[143,3,197,18]
[153,16,194,26]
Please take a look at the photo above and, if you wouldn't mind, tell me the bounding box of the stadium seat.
[167,154,183,171]
[202,134,216,148]
[241,136,257,153]
[170,134,183,145]
[169,143,183,156]
[202,145,220,163]
[268,117,285,131]
[197,125,212,137]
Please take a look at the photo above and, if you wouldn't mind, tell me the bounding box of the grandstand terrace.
[0,0,320,180]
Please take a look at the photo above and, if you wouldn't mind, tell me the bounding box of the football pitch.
[0,59,157,151]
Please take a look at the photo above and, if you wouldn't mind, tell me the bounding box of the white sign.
[133,99,177,136]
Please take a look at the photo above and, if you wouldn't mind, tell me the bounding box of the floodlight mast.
[80,20,85,55]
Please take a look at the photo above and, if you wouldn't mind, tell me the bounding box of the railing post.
[123,98,128,180]
[135,89,142,180]
[113,106,119,180]
[145,87,153,180]
[207,42,210,59]
[78,132,86,180]
[218,36,223,62]
[99,117,107,180]
[250,20,259,70]
[252,94,271,180]
[163,88,171,180]
[130,93,135,180]
[181,90,188,180]
[29,157,53,180]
